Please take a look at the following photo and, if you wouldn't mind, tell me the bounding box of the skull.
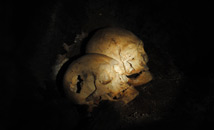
[63,54,139,108]
[86,27,152,86]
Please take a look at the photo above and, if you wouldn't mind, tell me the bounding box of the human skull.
[86,27,152,86]
[63,54,139,108]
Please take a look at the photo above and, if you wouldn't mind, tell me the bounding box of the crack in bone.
[76,75,83,93]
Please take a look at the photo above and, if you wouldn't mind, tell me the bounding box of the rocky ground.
[2,0,213,130]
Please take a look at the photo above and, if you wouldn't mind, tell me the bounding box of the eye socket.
[141,54,148,63]
[126,71,142,79]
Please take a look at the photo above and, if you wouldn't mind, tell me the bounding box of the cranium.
[63,54,138,108]
[86,27,152,86]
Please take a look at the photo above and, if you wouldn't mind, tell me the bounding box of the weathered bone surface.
[63,54,138,107]
[86,27,152,86]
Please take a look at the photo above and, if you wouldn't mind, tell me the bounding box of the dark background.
[2,0,213,130]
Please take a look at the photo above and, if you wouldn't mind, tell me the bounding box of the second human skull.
[86,27,152,86]
[63,54,139,108]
